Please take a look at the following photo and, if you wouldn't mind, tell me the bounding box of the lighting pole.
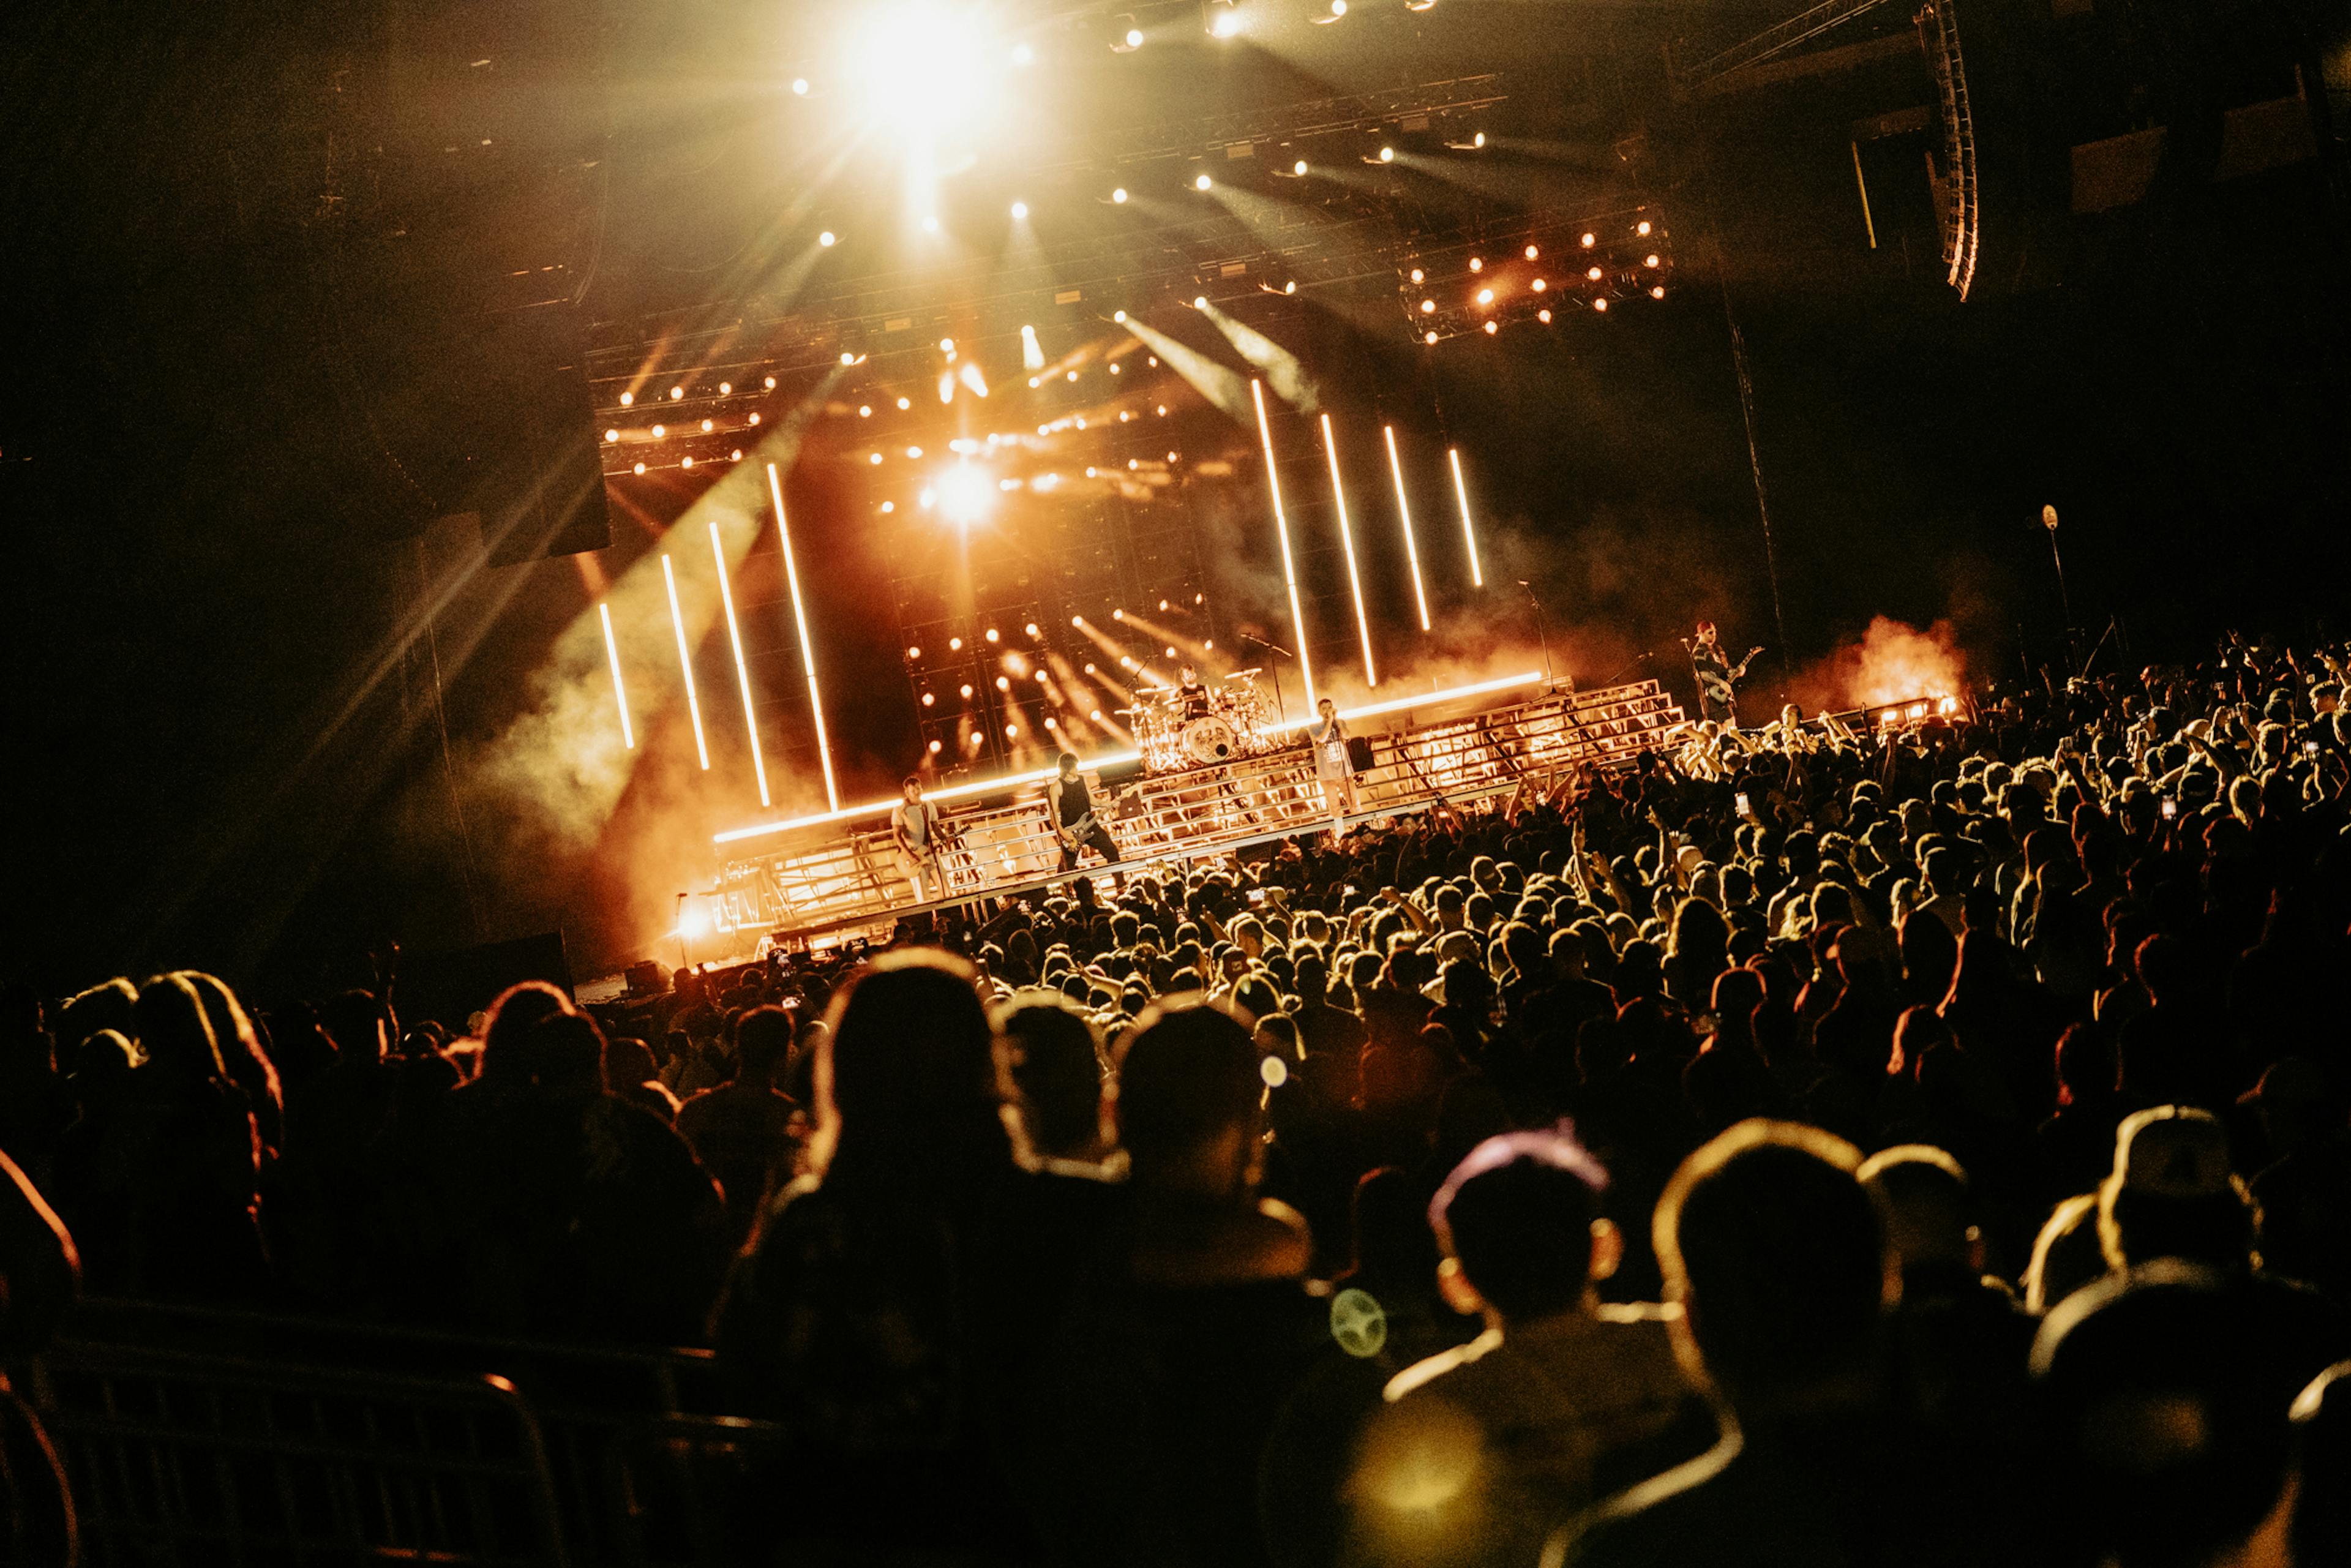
[1519,580,1556,689]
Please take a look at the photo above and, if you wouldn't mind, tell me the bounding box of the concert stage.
[704,675,1684,951]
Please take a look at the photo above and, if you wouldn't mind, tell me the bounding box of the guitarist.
[889,776,947,900]
[1682,621,1764,726]
[1044,751,1123,874]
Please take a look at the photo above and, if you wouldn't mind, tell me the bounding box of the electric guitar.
[1054,809,1097,849]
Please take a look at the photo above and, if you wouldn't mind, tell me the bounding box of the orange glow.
[1251,378,1315,708]
[768,462,839,811]
[708,521,770,808]
[660,555,710,771]
[1448,447,1484,588]
[599,601,634,749]
[1384,426,1431,632]
[1845,617,1965,708]
[1320,413,1376,688]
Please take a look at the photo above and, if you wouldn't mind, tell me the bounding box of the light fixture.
[632,460,646,475]
[791,77,809,95]
[1593,298,1608,312]
[1112,186,1128,203]
[1125,26,1144,47]
[1532,278,1547,292]
[651,423,666,437]
[1010,200,1029,219]
[718,381,731,394]
[1588,266,1603,280]
[1192,294,1208,308]
[1209,6,1243,38]
[619,391,633,407]
[1420,299,1435,313]
[1476,288,1493,304]
[1580,232,1596,247]
[1525,245,1539,260]
[1293,159,1308,175]
[1482,320,1498,334]
[1644,253,1661,268]
[701,419,713,432]
[765,376,777,388]
[1538,309,1552,322]
[604,429,619,443]
[670,386,683,400]
[1637,219,1653,235]
[1651,285,1666,299]
[1410,268,1424,283]
[1194,172,1212,190]
[819,230,836,247]
[897,396,912,409]
[1425,330,1439,343]
[1469,257,1483,271]
[1378,146,1394,162]
[921,214,940,233]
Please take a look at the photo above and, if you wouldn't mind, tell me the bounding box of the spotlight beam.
[1320,413,1376,688]
[767,462,839,811]
[661,554,711,770]
[599,601,636,749]
[708,521,771,807]
[1252,378,1316,710]
[1449,446,1485,588]
[1385,426,1432,631]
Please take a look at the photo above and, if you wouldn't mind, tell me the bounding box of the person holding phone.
[1311,696,1361,837]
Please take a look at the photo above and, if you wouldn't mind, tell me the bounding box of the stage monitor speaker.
[399,930,575,1032]
[466,302,611,566]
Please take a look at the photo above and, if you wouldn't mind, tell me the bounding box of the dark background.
[5,0,2345,995]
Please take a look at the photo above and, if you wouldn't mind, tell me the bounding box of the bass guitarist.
[1044,751,1123,874]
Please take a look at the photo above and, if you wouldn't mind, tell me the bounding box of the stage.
[698,674,1685,952]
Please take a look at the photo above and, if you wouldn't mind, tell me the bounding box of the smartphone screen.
[1248,889,1265,906]
[1735,792,1751,815]
[2161,798,2178,820]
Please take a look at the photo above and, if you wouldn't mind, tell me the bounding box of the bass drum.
[1180,715,1242,766]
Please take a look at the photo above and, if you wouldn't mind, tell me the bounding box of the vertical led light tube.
[1319,414,1376,688]
[1449,446,1485,588]
[708,521,771,807]
[1250,378,1315,709]
[1383,425,1431,632]
[660,554,710,770]
[768,462,839,812]
[598,601,635,749]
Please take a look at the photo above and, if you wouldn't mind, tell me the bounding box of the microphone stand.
[1518,580,1556,689]
[1239,631,1293,726]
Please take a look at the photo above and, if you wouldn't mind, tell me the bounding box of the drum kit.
[1121,670,1275,773]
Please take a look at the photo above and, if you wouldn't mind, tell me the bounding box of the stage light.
[605,429,619,442]
[923,214,940,233]
[819,230,836,246]
[792,77,809,95]
[708,521,771,806]
[1469,258,1482,271]
[938,371,955,403]
[651,424,666,437]
[870,452,883,465]
[1482,320,1497,334]
[1010,200,1029,219]
[1472,130,1485,145]
[858,405,872,416]
[1294,159,1309,175]
[1157,405,1167,415]
[1538,309,1552,322]
[1651,285,1666,299]
[1644,253,1660,268]
[719,381,731,394]
[1024,621,1040,637]
[1126,27,1144,46]
[1421,300,1435,313]
[880,501,894,512]
[1111,609,1123,620]
[950,636,963,650]
[1593,298,1608,312]
[996,676,1010,691]
[1112,310,1128,324]
[1192,295,1208,308]
[599,602,634,749]
[1410,268,1424,283]
[670,386,683,400]
[1476,288,1493,305]
[1010,42,1033,65]
[921,692,934,706]
[839,352,856,366]
[659,554,710,771]
[1581,232,1596,247]
[681,456,695,468]
[1251,378,1316,708]
[731,449,741,461]
[1112,187,1128,203]
[1449,446,1484,587]
[1090,709,1104,721]
[1637,220,1653,236]
[748,413,760,424]
[928,738,943,753]
[766,462,839,809]
[1379,146,1394,162]
[765,376,778,388]
[1209,6,1243,38]
[939,337,955,353]
[907,445,923,457]
[1379,424,1432,633]
[619,391,634,406]
[1007,724,1019,738]
[1065,370,1079,381]
[1110,363,1121,375]
[1166,450,1177,462]
[1319,414,1378,688]
[1128,459,1139,470]
[633,461,647,475]
[986,627,1001,642]
[919,488,936,508]
[1195,173,1213,190]
[1086,662,1097,673]
[702,419,714,432]
[1525,245,1539,260]
[897,396,912,409]
[1328,0,1347,15]
[1587,266,1603,280]
[1424,330,1438,343]
[960,683,973,697]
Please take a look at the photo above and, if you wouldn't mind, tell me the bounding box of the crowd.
[6,631,2351,1566]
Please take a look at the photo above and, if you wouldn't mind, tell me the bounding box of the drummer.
[1174,662,1213,719]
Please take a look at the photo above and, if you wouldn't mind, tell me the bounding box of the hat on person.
[2113,1106,2233,1199]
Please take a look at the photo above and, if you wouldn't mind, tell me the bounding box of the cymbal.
[1112,707,1142,715]
[1135,684,1172,695]
[1223,668,1262,680]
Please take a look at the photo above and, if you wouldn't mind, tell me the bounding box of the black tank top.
[1056,773,1092,825]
